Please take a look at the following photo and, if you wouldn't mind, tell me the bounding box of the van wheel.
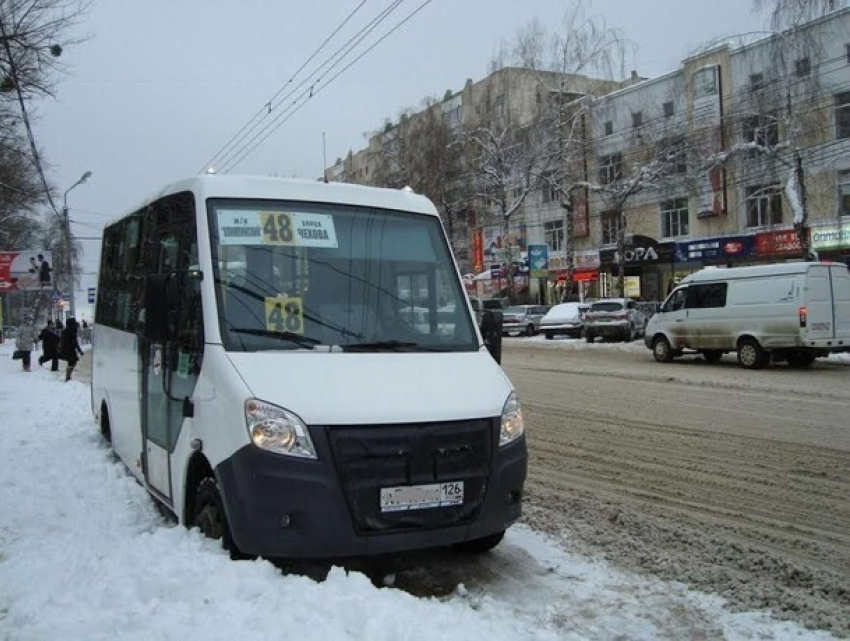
[193,477,243,558]
[544,332,553,340]
[453,530,504,554]
[652,336,674,362]
[585,331,595,344]
[737,338,767,369]
[702,350,723,363]
[526,324,535,337]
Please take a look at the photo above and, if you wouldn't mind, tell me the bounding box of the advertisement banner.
[0,251,54,292]
[572,187,589,238]
[528,244,549,278]
[811,224,850,251]
[675,236,753,262]
[754,229,803,257]
[472,230,484,273]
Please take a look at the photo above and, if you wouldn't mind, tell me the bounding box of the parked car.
[539,302,590,339]
[584,298,646,343]
[501,305,550,336]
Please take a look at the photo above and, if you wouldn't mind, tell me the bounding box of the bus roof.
[108,175,439,227]
[681,262,841,284]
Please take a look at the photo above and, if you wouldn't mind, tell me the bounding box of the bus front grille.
[325,419,494,534]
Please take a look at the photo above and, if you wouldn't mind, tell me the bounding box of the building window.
[598,153,623,185]
[604,120,613,136]
[795,57,811,77]
[750,72,764,91]
[632,111,643,128]
[661,198,689,237]
[601,210,621,245]
[840,170,850,218]
[836,92,850,139]
[541,172,558,204]
[743,111,779,148]
[544,220,564,253]
[693,67,718,99]
[746,184,782,227]
[657,136,687,174]
[663,101,674,118]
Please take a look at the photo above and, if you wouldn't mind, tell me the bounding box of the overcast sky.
[33,0,770,307]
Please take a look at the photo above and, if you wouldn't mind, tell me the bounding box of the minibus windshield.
[209,199,478,352]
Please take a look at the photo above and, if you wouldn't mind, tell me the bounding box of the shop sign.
[811,224,850,251]
[676,235,753,262]
[755,229,803,256]
[574,249,600,269]
[600,235,670,265]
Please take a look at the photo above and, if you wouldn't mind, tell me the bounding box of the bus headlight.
[500,391,525,447]
[245,399,317,459]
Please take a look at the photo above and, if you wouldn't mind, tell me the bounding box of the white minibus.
[92,175,526,559]
[645,262,850,368]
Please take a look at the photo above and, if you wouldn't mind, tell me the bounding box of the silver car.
[584,298,646,342]
[540,302,590,339]
[502,305,550,336]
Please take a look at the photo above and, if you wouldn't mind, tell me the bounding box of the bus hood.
[225,350,514,425]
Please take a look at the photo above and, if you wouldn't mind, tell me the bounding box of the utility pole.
[62,171,92,319]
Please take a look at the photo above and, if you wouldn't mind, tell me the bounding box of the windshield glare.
[209,199,477,352]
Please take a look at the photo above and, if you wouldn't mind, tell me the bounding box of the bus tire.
[193,477,243,558]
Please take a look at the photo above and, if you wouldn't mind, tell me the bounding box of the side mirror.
[479,309,503,364]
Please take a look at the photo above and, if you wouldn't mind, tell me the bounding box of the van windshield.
[208,199,478,352]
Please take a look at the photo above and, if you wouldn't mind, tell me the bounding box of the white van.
[92,175,526,559]
[644,262,850,368]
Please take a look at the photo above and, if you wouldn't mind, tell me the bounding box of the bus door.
[141,215,203,502]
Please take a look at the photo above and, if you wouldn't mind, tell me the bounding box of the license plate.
[380,481,464,512]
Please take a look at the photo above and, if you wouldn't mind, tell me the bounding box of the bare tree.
[752,0,836,30]
[482,3,629,300]
[368,100,469,260]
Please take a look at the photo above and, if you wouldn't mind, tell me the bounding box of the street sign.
[490,265,502,279]
[87,287,96,304]
[52,291,60,302]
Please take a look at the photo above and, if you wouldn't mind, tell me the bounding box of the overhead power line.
[198,0,370,174]
[218,0,434,174]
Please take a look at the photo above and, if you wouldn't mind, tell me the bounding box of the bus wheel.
[193,477,242,557]
[452,530,504,554]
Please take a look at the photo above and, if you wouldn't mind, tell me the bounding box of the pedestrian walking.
[14,316,38,372]
[38,320,61,371]
[37,254,51,287]
[59,317,84,382]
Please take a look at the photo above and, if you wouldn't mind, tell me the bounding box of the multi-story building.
[328,6,850,304]
[563,5,850,301]
[326,67,627,291]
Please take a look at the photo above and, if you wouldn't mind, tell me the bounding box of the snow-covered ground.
[0,338,841,640]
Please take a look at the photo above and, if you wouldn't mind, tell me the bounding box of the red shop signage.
[755,229,803,256]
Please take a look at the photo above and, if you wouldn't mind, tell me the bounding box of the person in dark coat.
[59,317,85,382]
[38,319,61,371]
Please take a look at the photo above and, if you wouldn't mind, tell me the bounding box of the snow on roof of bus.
[138,174,439,218]
[681,262,840,284]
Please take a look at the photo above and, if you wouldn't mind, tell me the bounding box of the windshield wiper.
[342,340,446,353]
[228,327,322,350]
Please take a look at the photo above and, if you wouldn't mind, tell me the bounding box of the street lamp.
[62,170,92,319]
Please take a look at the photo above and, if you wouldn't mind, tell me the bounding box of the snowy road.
[0,340,846,640]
